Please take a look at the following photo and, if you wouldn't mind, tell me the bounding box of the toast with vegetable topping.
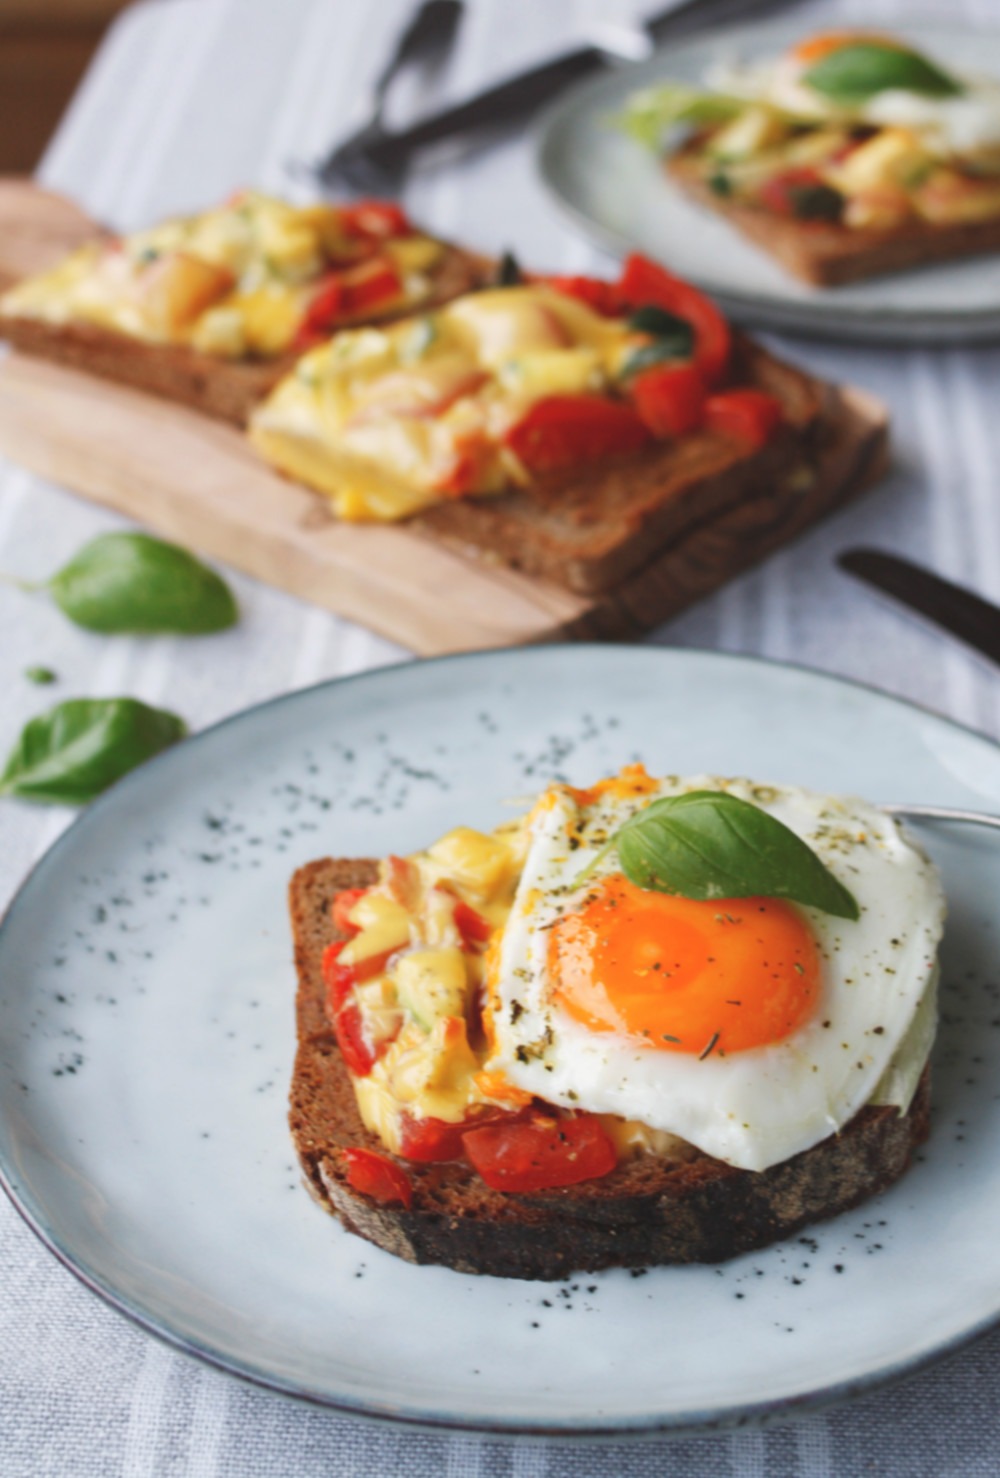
[0,191,490,424]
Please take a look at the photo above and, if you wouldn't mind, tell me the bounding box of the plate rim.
[534,18,1000,345]
[3,641,1000,1437]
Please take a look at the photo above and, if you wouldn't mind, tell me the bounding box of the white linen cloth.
[3,0,1000,1470]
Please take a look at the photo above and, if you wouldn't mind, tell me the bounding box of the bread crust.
[0,245,490,425]
[669,153,1000,287]
[288,856,931,1280]
[412,335,829,596]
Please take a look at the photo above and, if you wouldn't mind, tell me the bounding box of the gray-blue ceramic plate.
[2,646,1000,1435]
[536,22,1000,343]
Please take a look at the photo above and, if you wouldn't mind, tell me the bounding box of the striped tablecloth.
[3,0,1000,1471]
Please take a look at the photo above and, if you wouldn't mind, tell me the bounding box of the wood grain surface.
[0,178,890,654]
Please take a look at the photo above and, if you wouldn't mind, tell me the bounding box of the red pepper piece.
[343,1147,413,1208]
[298,273,344,344]
[453,900,493,949]
[546,274,622,316]
[340,257,402,316]
[339,201,412,239]
[462,1111,617,1193]
[332,887,367,936]
[704,389,784,450]
[630,362,707,438]
[504,394,651,474]
[617,253,731,386]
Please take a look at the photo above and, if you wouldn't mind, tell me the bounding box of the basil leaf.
[47,533,238,635]
[788,182,844,222]
[803,43,962,104]
[620,339,692,378]
[612,790,860,920]
[0,698,186,805]
[627,306,691,339]
[495,251,524,287]
[24,666,57,685]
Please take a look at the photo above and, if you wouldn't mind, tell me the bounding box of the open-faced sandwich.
[0,191,489,422]
[622,30,1000,285]
[289,767,945,1280]
[249,253,862,595]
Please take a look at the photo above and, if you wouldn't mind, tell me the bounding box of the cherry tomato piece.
[617,254,731,386]
[343,1147,413,1208]
[546,274,621,316]
[505,394,651,474]
[339,201,412,239]
[332,999,376,1076]
[704,389,784,450]
[630,362,706,438]
[398,1114,468,1163]
[462,1112,617,1193]
[340,257,402,316]
[332,887,367,936]
[453,900,493,949]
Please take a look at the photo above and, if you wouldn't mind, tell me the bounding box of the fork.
[311,0,464,195]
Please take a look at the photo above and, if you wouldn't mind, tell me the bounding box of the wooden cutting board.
[0,178,890,655]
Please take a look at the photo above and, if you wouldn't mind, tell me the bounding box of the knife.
[315,0,792,191]
[838,547,1000,667]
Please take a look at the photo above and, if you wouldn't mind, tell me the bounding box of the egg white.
[486,776,945,1172]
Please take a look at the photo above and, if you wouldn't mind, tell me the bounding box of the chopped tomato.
[463,1111,616,1193]
[297,273,344,346]
[505,394,651,473]
[617,254,731,386]
[332,887,367,936]
[704,389,784,450]
[630,362,706,438]
[547,274,621,316]
[384,855,420,910]
[332,999,377,1076]
[339,200,412,239]
[453,900,493,949]
[398,1113,468,1163]
[343,1147,413,1208]
[340,257,402,316]
[322,941,395,1017]
[757,167,839,219]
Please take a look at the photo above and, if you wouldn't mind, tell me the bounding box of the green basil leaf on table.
[0,698,186,805]
[802,43,962,104]
[608,790,860,920]
[24,666,57,685]
[46,532,238,634]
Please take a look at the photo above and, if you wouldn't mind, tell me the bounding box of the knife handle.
[360,47,604,166]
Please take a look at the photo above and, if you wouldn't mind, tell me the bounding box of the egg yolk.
[548,876,820,1055]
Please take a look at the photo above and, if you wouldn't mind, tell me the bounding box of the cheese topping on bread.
[322,768,944,1182]
[624,32,1000,233]
[248,256,783,522]
[0,191,451,359]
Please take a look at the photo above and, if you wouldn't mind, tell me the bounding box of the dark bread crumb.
[288,857,931,1280]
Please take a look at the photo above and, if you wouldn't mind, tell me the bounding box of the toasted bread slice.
[289,857,930,1280]
[0,244,489,426]
[670,154,1000,288]
[409,334,829,596]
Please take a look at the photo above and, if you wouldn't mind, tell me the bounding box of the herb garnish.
[3,532,238,635]
[802,42,962,105]
[621,306,694,379]
[581,789,859,920]
[0,697,186,805]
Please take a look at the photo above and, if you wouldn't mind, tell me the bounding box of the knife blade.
[838,547,1000,667]
[316,0,786,190]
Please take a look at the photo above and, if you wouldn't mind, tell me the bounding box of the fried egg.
[709,34,1000,155]
[485,773,945,1172]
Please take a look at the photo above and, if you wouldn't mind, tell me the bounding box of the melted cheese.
[0,191,443,358]
[249,285,637,520]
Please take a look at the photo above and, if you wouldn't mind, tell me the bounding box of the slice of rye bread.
[289,856,931,1281]
[410,334,841,598]
[0,244,490,427]
[669,151,1000,288]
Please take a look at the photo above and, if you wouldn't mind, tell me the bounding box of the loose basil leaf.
[24,666,57,685]
[47,532,238,635]
[0,698,186,805]
[612,790,860,920]
[802,43,962,105]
